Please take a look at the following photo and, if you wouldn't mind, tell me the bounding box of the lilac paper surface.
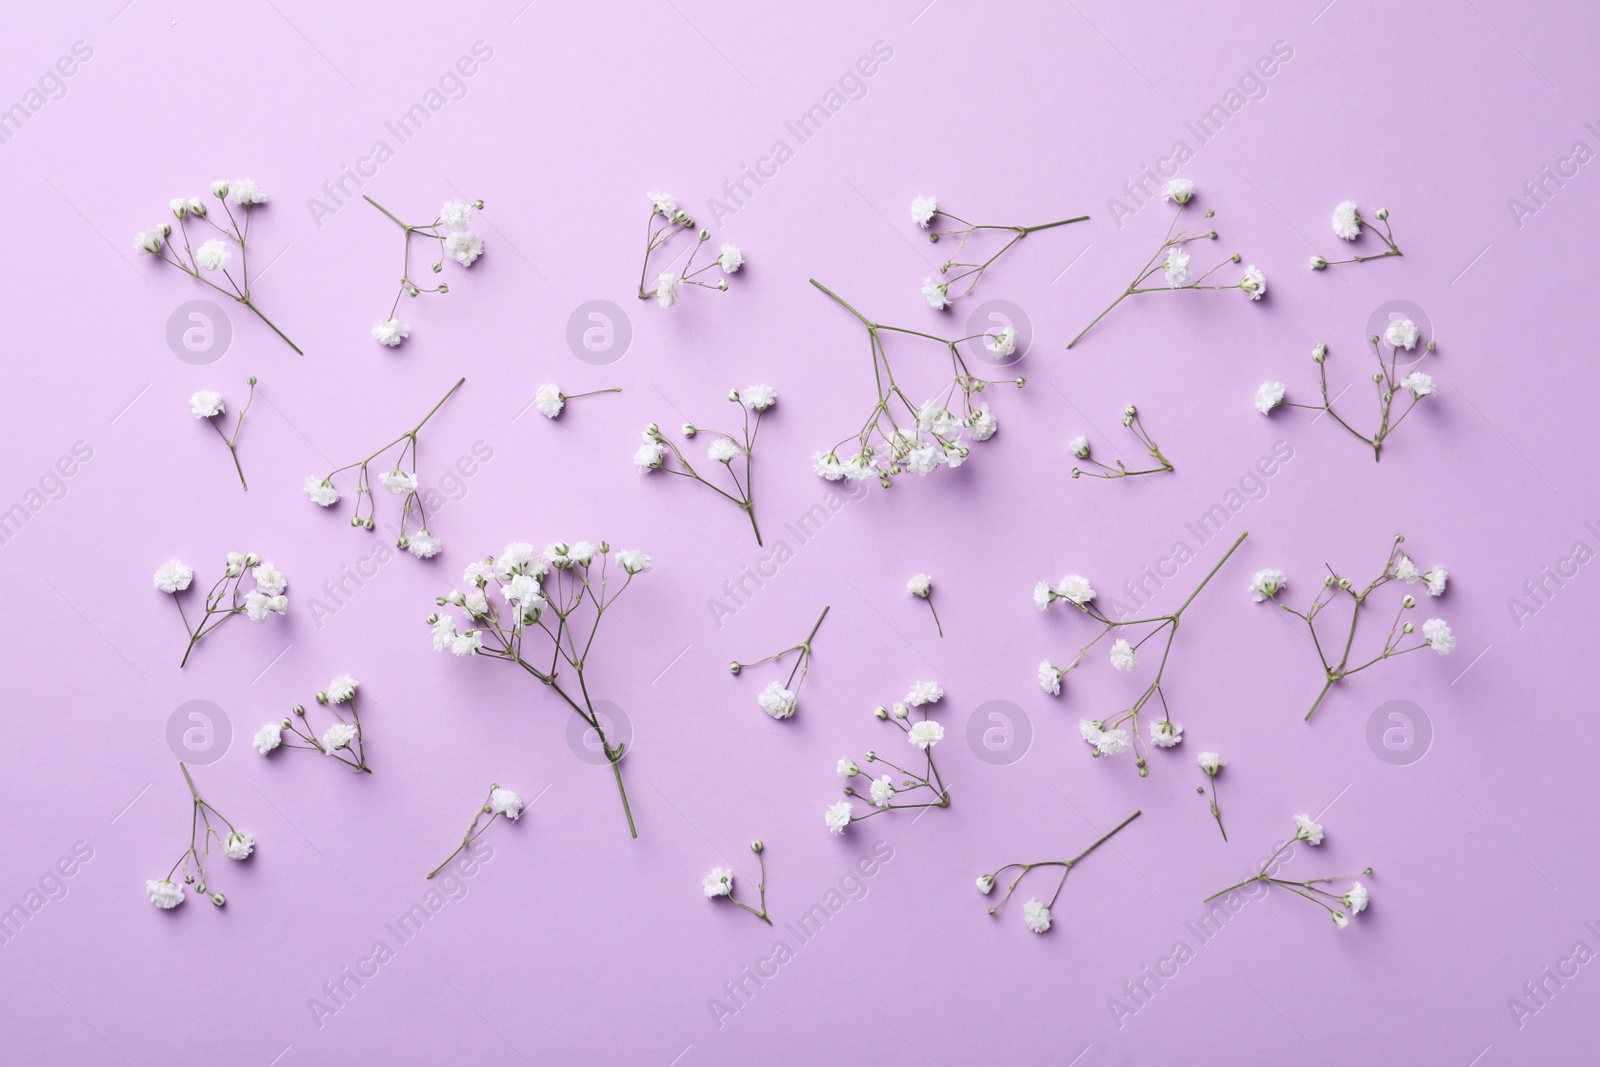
[2,0,1597,1063]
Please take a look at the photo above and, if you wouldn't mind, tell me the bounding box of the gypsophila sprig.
[428,541,651,838]
[190,377,258,490]
[304,377,464,558]
[427,783,523,878]
[809,280,1017,488]
[1195,752,1227,841]
[147,763,253,910]
[910,194,1088,307]
[363,196,485,346]
[1067,179,1264,349]
[906,573,943,638]
[1070,404,1174,480]
[156,552,287,668]
[828,683,951,834]
[977,810,1140,934]
[703,841,772,926]
[637,191,741,307]
[136,179,302,354]
[1204,816,1373,930]
[1261,326,1438,462]
[255,675,372,773]
[1311,202,1401,270]
[638,386,774,545]
[1037,532,1247,776]
[730,605,829,720]
[533,382,622,420]
[1252,533,1453,721]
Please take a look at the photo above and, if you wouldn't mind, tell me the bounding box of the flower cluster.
[254,674,372,773]
[155,552,287,667]
[1311,202,1401,269]
[426,541,652,837]
[637,190,742,307]
[828,682,951,834]
[146,763,253,909]
[906,573,943,638]
[365,196,485,347]
[702,840,772,926]
[1036,532,1246,776]
[637,386,775,545]
[533,383,622,420]
[809,280,1017,489]
[136,178,301,353]
[1195,751,1227,840]
[1204,815,1372,930]
[428,784,524,878]
[730,605,829,720]
[1068,179,1264,349]
[1070,404,1174,480]
[976,810,1140,934]
[189,377,257,490]
[304,377,465,558]
[1250,533,1453,720]
[1256,323,1438,461]
[909,194,1088,307]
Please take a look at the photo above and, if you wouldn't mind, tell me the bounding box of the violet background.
[1,0,1596,1063]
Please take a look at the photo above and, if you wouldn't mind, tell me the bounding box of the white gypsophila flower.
[1343,882,1369,914]
[1255,380,1286,415]
[1294,814,1324,845]
[942,440,969,468]
[718,242,743,273]
[649,190,678,216]
[1424,567,1447,597]
[1396,555,1420,583]
[496,543,540,579]
[225,551,246,576]
[567,541,597,565]
[228,177,266,205]
[1310,255,1328,269]
[1023,898,1052,933]
[1332,200,1361,240]
[869,774,895,808]
[634,440,666,471]
[743,384,777,411]
[703,867,733,897]
[1149,720,1183,748]
[656,271,682,308]
[490,787,523,820]
[1248,567,1286,602]
[147,879,184,909]
[1038,661,1062,696]
[536,383,564,418]
[1197,751,1224,775]
[196,239,231,272]
[837,757,860,780]
[1033,581,1054,611]
[1240,265,1266,300]
[911,194,938,227]
[223,830,254,860]
[908,720,945,751]
[210,179,230,199]
[1333,911,1350,929]
[1163,247,1192,287]
[430,615,457,651]
[444,230,484,267]
[1385,318,1420,350]
[977,873,995,894]
[922,278,950,310]
[1057,575,1095,606]
[326,674,358,703]
[905,444,941,476]
[708,437,740,464]
[254,722,283,755]
[244,590,288,622]
[464,589,492,618]
[451,630,483,657]
[617,549,653,575]
[1095,728,1130,756]
[439,198,472,230]
[1109,638,1137,672]
[905,680,944,707]
[758,681,797,719]
[407,530,442,559]
[826,800,853,834]
[969,403,998,441]
[380,470,418,495]
[907,573,932,597]
[304,476,341,506]
[462,561,494,587]
[372,317,409,347]
[1069,435,1090,460]
[843,454,876,482]
[1162,178,1195,205]
[1422,618,1455,654]
[135,228,164,255]
[252,561,287,597]
[322,721,358,751]
[985,327,1017,357]
[1079,719,1103,744]
[813,452,844,481]
[916,398,958,437]
[153,559,194,594]
[891,702,909,720]
[1402,371,1437,399]
[189,390,224,419]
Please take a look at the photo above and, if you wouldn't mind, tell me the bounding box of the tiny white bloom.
[656,271,682,308]
[708,438,739,464]
[905,680,943,707]
[905,444,941,476]
[222,830,254,860]
[616,549,653,574]
[1385,318,1420,350]
[1343,882,1369,914]
[1401,371,1436,399]
[1149,720,1182,748]
[535,383,564,419]
[1248,567,1286,602]
[439,198,472,230]
[1033,581,1054,611]
[372,317,409,347]
[985,327,1017,357]
[1198,751,1224,775]
[1424,567,1447,597]
[189,390,224,419]
[1038,661,1062,696]
[254,722,283,754]
[922,278,950,309]
[1255,380,1286,415]
[907,573,932,597]
[227,177,266,206]
[742,384,777,411]
[1240,265,1266,300]
[244,590,287,622]
[1332,200,1361,240]
[1163,247,1191,287]
[908,720,945,751]
[1422,618,1455,654]
[326,675,358,703]
[837,757,860,780]
[153,560,194,594]
[648,190,678,216]
[911,194,938,227]
[703,867,733,897]
[1069,435,1090,460]
[1294,814,1324,845]
[868,774,895,808]
[968,403,998,441]
[444,230,484,267]
[430,615,458,652]
[717,242,743,273]
[489,787,523,820]
[380,469,418,495]
[322,721,359,752]
[1109,638,1137,672]
[304,476,341,507]
[196,239,231,272]
[1162,178,1195,205]
[825,800,853,834]
[977,874,995,894]
[634,440,666,471]
[134,229,164,255]
[1332,910,1350,929]
[252,561,287,597]
[813,451,844,481]
[1396,555,1420,583]
[1022,898,1052,933]
[1057,575,1095,606]
[758,681,797,719]
[1095,728,1130,756]
[147,879,184,909]
[407,529,442,559]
